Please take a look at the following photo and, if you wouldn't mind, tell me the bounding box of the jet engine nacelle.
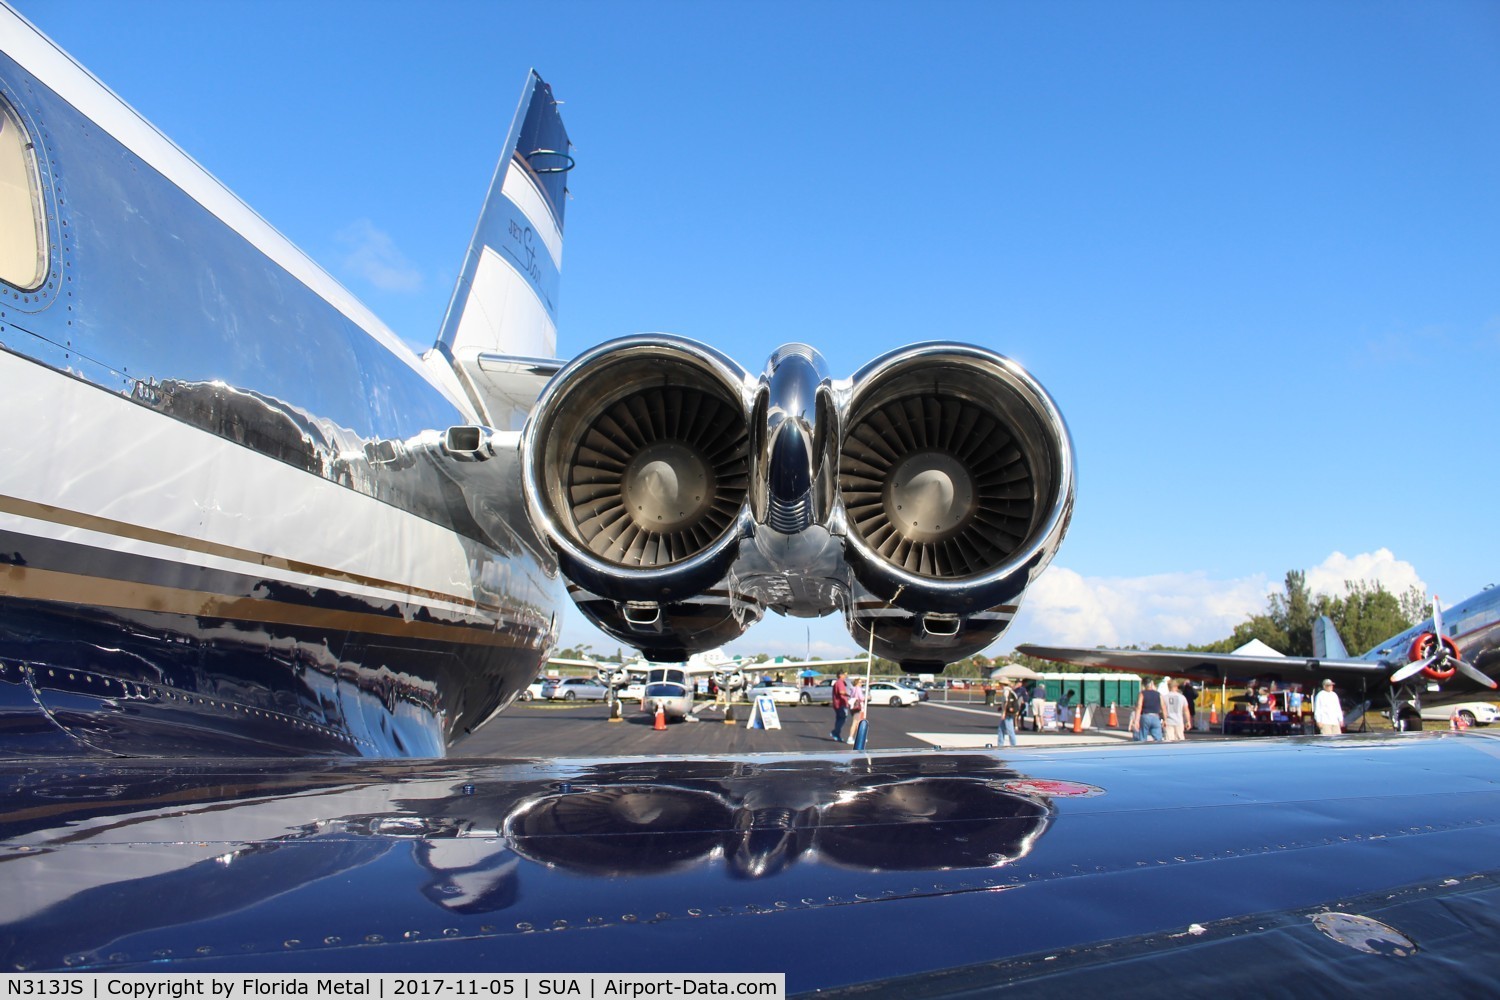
[521,336,759,660]
[836,343,1074,670]
[522,337,1073,668]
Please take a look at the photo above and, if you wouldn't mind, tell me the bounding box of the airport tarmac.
[454,696,1159,758]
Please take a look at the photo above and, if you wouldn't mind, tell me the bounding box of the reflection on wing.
[4,735,1500,991]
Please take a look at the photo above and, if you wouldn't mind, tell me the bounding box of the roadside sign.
[747,695,782,730]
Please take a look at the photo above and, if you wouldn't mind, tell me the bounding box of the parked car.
[897,680,929,701]
[1419,701,1500,727]
[541,676,609,701]
[866,681,922,707]
[518,677,547,701]
[748,680,802,706]
[799,679,835,704]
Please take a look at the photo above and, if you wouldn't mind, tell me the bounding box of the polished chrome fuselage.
[0,25,562,756]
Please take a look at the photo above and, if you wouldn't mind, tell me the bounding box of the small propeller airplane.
[1019,585,1500,730]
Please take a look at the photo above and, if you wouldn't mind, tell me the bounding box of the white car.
[518,677,547,701]
[1419,701,1500,727]
[865,681,921,707]
[541,676,610,701]
[747,681,803,706]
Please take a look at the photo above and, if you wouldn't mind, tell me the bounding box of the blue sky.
[21,0,1500,658]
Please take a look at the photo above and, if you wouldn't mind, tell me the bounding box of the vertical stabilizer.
[1312,616,1350,660]
[429,71,571,428]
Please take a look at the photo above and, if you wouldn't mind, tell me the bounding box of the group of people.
[1128,677,1194,741]
[993,675,1213,745]
[836,668,1349,749]
[1136,676,1345,739]
[1238,679,1344,735]
[992,679,1083,746]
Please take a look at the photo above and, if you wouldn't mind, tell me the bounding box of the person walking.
[995,680,1021,747]
[845,677,867,744]
[1313,679,1343,735]
[830,669,851,742]
[1057,689,1076,731]
[1131,678,1165,742]
[1162,679,1190,741]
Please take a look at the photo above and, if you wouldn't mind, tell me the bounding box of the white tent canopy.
[1232,639,1285,658]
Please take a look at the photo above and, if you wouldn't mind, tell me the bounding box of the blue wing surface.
[3,735,1499,990]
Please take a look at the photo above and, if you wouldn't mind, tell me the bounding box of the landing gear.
[1388,681,1424,732]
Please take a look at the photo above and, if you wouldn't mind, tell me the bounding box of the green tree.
[1190,570,1425,656]
[1268,570,1315,656]
[1398,586,1430,625]
[1317,581,1425,656]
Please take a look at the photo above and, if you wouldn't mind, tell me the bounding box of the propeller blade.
[1431,595,1445,638]
[1391,658,1433,683]
[1455,657,1499,691]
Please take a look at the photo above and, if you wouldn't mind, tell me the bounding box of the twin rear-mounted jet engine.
[518,336,1074,672]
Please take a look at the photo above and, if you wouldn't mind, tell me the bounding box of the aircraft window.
[0,99,47,290]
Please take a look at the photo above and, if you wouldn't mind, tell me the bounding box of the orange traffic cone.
[1073,706,1084,733]
[1209,702,1218,726]
[1108,702,1118,728]
[653,706,666,731]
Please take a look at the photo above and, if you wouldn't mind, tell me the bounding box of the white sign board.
[748,695,782,730]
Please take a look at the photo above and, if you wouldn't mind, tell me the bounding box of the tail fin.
[1312,616,1349,660]
[429,71,571,427]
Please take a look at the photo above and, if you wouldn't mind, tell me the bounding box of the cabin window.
[0,98,47,290]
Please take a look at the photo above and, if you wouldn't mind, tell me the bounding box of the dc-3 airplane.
[4,6,1500,992]
[1020,586,1500,731]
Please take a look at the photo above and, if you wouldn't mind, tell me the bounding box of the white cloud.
[1013,566,1273,649]
[1303,548,1424,600]
[336,219,423,292]
[1012,550,1426,650]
